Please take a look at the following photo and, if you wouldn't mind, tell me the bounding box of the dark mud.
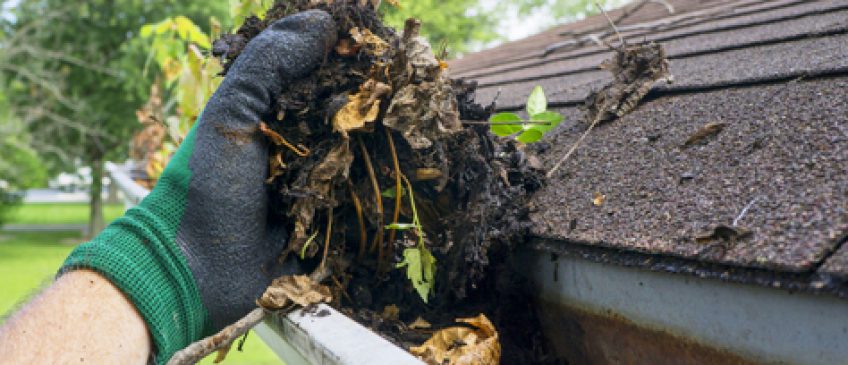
[214,1,559,363]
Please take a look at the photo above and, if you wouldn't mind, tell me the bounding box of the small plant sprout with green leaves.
[385,175,436,303]
[489,86,564,143]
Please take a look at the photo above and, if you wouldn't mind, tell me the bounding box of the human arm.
[0,270,151,364]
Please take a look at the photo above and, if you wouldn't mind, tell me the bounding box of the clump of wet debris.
[213,1,556,363]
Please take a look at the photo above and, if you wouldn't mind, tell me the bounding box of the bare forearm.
[0,270,151,364]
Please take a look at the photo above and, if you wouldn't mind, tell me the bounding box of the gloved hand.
[61,10,337,364]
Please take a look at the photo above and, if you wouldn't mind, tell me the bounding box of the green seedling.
[489,85,564,143]
[389,176,436,303]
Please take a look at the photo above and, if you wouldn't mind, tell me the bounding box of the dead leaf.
[289,141,354,256]
[410,314,501,365]
[409,317,432,330]
[593,192,606,206]
[415,168,442,181]
[350,27,389,57]
[585,42,670,124]
[695,225,752,244]
[381,304,400,321]
[258,275,332,310]
[332,79,392,138]
[684,122,726,147]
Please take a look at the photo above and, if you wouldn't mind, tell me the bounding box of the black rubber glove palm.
[178,10,336,328]
[62,10,336,364]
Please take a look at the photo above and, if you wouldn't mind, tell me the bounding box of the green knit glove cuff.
[60,127,211,364]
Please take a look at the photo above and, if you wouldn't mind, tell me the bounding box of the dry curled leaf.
[258,275,332,310]
[593,192,606,206]
[410,314,501,365]
[684,122,726,147]
[350,27,389,57]
[695,224,752,244]
[332,79,392,137]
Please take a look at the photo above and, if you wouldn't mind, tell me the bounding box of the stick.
[357,136,384,256]
[733,196,762,227]
[547,115,603,178]
[348,180,368,261]
[596,2,624,47]
[319,204,334,274]
[167,308,266,365]
[385,128,403,271]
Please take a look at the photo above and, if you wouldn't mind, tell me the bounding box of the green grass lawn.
[6,202,125,225]
[0,204,282,364]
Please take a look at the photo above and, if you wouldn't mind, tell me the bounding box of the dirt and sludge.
[213,1,556,364]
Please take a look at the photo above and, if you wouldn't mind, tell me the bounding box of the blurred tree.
[1,0,227,237]
[381,0,499,55]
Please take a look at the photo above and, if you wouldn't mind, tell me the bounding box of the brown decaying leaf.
[258,275,332,310]
[585,42,670,124]
[350,27,389,57]
[332,79,392,137]
[684,122,726,147]
[382,20,461,150]
[289,141,354,256]
[409,317,432,330]
[381,304,400,321]
[695,224,752,244]
[593,192,606,206]
[410,314,501,365]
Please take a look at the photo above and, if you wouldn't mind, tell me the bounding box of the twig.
[733,196,762,227]
[547,115,603,178]
[259,122,310,157]
[167,308,266,365]
[319,204,334,274]
[385,128,403,271]
[357,136,384,256]
[596,2,624,47]
[348,181,368,261]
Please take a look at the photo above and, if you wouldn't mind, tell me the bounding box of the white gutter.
[520,246,848,364]
[106,161,422,365]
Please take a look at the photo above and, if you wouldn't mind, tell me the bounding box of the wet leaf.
[332,79,391,137]
[526,85,547,116]
[489,112,523,137]
[396,246,436,303]
[258,275,332,310]
[410,314,501,365]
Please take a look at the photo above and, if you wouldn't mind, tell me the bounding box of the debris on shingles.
[683,121,726,147]
[258,275,332,310]
[547,41,671,178]
[410,314,501,365]
[584,42,671,124]
[695,224,753,245]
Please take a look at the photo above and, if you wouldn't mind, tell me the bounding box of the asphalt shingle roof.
[451,0,848,279]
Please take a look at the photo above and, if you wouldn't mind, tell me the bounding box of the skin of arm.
[0,269,151,364]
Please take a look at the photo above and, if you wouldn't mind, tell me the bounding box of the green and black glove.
[61,10,336,364]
